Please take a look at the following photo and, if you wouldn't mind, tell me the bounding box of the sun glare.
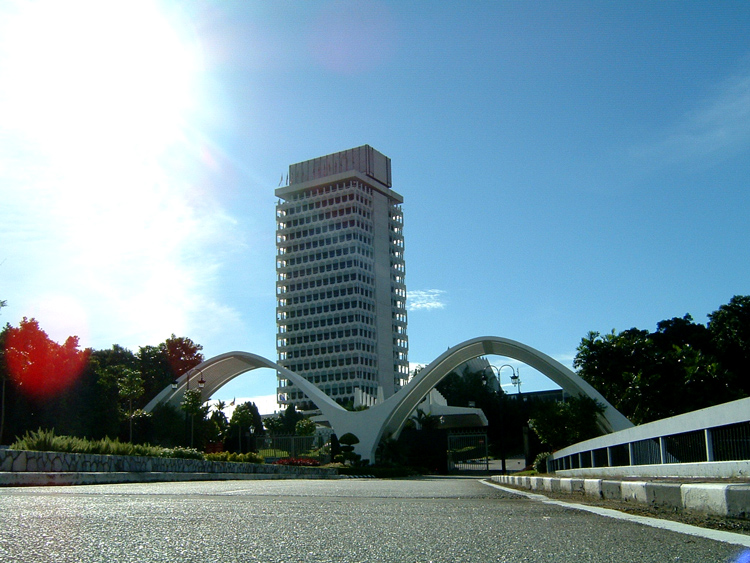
[0,0,220,347]
[1,0,198,159]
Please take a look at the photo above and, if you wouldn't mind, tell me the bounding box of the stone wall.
[0,449,337,479]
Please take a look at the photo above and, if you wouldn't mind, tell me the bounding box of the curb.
[491,475,750,520]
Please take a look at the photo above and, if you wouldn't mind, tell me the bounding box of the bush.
[533,451,551,474]
[10,429,212,461]
[205,451,264,464]
[10,428,165,457]
[272,457,320,467]
[162,446,203,460]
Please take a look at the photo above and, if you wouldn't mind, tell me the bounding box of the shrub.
[533,452,551,474]
[272,457,321,467]
[9,429,200,460]
[162,446,204,460]
[205,451,264,464]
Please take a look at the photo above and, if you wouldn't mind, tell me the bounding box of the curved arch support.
[144,351,346,419]
[374,336,633,455]
[144,337,633,463]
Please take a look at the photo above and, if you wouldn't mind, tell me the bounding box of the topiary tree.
[338,432,361,465]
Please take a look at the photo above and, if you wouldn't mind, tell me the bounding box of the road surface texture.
[1,477,749,562]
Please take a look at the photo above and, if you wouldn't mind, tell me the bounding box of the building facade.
[275,146,408,411]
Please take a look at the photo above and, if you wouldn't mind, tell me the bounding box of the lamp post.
[172,369,206,448]
[510,367,522,395]
[485,363,518,475]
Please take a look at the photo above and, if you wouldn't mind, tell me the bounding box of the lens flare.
[4,318,89,399]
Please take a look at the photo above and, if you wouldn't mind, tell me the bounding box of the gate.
[447,431,489,472]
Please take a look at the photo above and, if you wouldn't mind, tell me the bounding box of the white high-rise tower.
[275,146,408,411]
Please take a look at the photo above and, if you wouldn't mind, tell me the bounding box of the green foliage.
[533,452,551,474]
[180,388,204,416]
[294,418,316,436]
[575,300,750,424]
[10,428,164,457]
[263,404,306,436]
[205,451,264,464]
[10,428,210,460]
[162,446,203,460]
[528,396,605,450]
[337,432,361,465]
[411,408,440,430]
[338,432,360,446]
[708,295,750,394]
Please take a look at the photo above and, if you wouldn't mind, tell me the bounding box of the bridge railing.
[548,397,750,478]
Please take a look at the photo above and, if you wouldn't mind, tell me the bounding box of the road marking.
[481,480,750,548]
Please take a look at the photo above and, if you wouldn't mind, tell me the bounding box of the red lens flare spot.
[4,318,89,399]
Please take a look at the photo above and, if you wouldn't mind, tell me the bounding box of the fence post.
[705,429,714,462]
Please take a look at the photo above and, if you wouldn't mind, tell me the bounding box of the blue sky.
[1,1,749,412]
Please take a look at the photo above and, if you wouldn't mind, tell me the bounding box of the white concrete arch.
[375,336,633,448]
[143,351,346,417]
[144,337,633,462]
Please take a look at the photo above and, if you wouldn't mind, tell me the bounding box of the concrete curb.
[491,475,750,520]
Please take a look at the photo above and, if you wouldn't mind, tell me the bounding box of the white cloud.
[634,69,750,165]
[407,289,446,312]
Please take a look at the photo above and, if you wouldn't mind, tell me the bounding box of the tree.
[160,334,204,380]
[4,317,89,399]
[265,404,303,435]
[88,345,138,440]
[180,388,205,448]
[295,418,316,437]
[228,401,263,453]
[116,367,145,443]
[708,295,750,396]
[574,305,746,425]
[528,395,605,450]
[338,432,361,465]
[0,324,8,444]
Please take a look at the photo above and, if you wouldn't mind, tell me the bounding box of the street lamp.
[172,368,205,448]
[509,367,522,395]
[484,363,519,475]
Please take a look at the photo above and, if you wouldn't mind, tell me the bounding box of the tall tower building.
[275,145,408,411]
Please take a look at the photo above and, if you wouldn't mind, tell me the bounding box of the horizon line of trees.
[2,294,748,452]
[0,313,319,450]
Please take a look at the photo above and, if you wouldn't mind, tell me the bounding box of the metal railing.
[548,397,750,475]
[447,431,489,472]
[256,434,330,463]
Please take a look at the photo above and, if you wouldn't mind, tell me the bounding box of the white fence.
[549,397,750,478]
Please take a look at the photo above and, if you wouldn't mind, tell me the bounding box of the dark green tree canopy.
[575,297,749,425]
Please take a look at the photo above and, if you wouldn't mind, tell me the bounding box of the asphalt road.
[1,477,748,562]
